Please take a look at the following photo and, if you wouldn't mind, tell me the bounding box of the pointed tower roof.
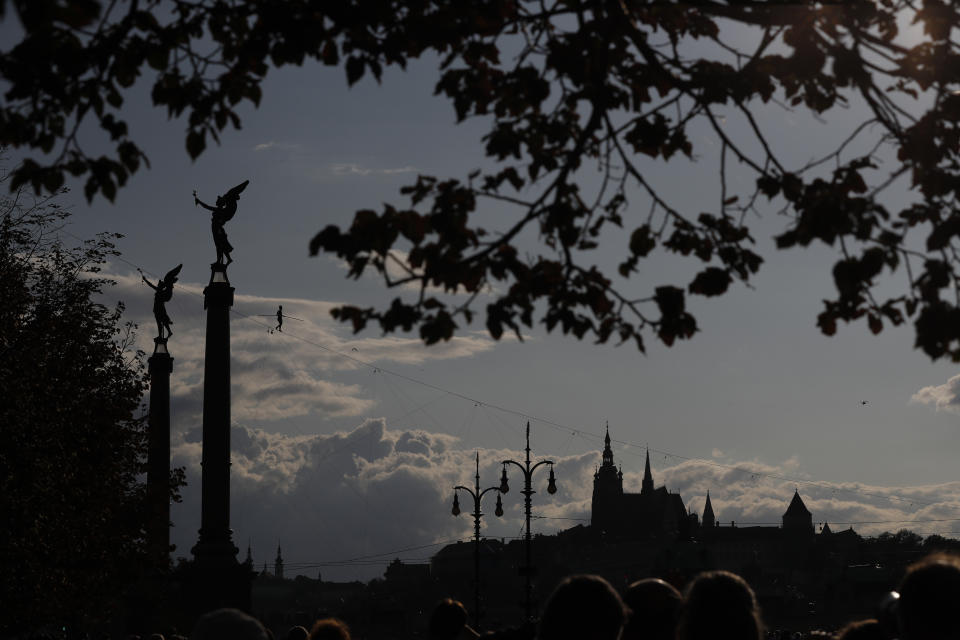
[641,447,654,494]
[784,489,812,517]
[275,542,285,579]
[601,421,615,467]
[701,490,716,528]
[821,522,832,535]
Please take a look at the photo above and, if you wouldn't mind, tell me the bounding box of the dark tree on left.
[0,181,182,634]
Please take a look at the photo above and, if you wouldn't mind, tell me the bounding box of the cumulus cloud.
[653,456,960,538]
[166,416,960,584]
[112,268,960,583]
[912,375,960,414]
[166,414,606,582]
[107,269,498,432]
[170,419,546,581]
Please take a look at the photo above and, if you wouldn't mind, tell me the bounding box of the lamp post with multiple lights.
[499,421,557,622]
[452,452,504,630]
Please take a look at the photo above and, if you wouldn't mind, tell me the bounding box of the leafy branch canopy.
[4,1,960,357]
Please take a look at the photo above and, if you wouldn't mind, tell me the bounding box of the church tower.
[782,489,814,536]
[702,491,716,529]
[275,544,284,579]
[641,448,654,496]
[591,423,623,533]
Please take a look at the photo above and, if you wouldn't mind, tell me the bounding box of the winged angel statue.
[194,180,249,265]
[141,264,183,340]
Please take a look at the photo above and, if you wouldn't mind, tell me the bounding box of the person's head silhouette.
[677,571,763,640]
[190,609,269,640]
[897,552,960,640]
[308,618,350,640]
[429,598,477,640]
[621,578,681,640]
[538,575,626,640]
[286,626,309,640]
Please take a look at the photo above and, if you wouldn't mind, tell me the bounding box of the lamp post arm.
[455,485,480,501]
[478,486,500,501]
[530,460,554,474]
[502,459,527,475]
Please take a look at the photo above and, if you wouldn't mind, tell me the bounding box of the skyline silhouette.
[3,0,959,594]
[6,2,960,637]
[75,264,958,585]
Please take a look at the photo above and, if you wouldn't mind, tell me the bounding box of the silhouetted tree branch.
[5,2,960,357]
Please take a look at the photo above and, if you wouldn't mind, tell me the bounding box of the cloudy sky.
[5,11,960,582]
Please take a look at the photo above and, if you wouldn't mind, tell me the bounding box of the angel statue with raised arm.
[141,264,182,340]
[193,180,249,265]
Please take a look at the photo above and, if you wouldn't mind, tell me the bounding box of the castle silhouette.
[591,425,816,541]
[250,426,888,633]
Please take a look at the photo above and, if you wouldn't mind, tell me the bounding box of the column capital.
[149,338,174,373]
[203,282,234,309]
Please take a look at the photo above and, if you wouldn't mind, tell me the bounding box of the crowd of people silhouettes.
[165,551,960,640]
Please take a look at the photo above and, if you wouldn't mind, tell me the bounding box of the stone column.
[147,337,173,563]
[189,263,250,615]
[193,263,238,566]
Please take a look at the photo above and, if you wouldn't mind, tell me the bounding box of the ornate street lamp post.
[452,452,504,630]
[499,421,557,622]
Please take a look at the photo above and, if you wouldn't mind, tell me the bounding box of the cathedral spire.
[641,448,654,495]
[592,422,624,531]
[275,543,284,579]
[702,491,716,528]
[602,421,614,467]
